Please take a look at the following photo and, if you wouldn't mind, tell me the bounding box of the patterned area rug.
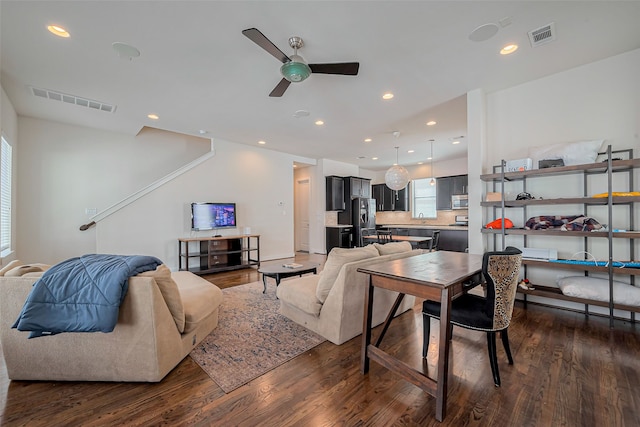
[190,280,325,393]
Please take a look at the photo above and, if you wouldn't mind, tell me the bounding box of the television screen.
[191,202,237,231]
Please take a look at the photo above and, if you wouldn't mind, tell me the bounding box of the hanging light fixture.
[429,140,436,186]
[385,146,410,191]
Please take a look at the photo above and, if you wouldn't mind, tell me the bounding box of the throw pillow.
[374,241,412,255]
[316,245,379,303]
[139,264,186,332]
[0,259,22,276]
[557,276,640,306]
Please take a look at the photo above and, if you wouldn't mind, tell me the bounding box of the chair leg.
[487,332,501,387]
[422,314,431,358]
[501,329,514,365]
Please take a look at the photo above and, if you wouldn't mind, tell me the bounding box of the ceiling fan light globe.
[281,60,311,83]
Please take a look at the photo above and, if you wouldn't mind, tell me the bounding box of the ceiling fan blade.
[269,78,291,97]
[242,28,290,63]
[309,62,360,75]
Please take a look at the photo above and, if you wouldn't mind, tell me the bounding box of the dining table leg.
[435,287,452,422]
[361,276,374,374]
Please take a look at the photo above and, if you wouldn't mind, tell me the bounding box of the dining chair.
[360,228,374,247]
[422,247,522,387]
[428,230,440,251]
[377,230,393,244]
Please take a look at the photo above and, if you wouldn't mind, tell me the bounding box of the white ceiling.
[2,1,639,171]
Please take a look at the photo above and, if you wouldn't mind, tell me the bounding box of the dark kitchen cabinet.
[452,175,468,195]
[372,184,409,211]
[326,176,345,211]
[436,175,468,210]
[345,177,371,199]
[436,177,453,210]
[326,227,353,253]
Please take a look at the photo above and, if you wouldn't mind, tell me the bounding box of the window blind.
[1,136,12,252]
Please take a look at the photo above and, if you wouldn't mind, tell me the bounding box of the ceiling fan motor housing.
[281,55,311,82]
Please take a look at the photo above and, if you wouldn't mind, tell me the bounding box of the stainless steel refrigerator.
[352,198,376,247]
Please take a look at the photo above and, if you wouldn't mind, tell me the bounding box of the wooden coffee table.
[258,262,318,293]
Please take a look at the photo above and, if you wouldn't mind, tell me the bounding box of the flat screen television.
[191,202,237,231]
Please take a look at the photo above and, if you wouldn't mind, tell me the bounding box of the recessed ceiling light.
[382,93,394,100]
[427,156,432,160]
[147,114,159,120]
[364,138,372,143]
[47,25,70,38]
[500,44,518,55]
[258,140,266,145]
[315,120,324,126]
[198,130,208,135]
[452,140,460,145]
[418,161,424,165]
[372,157,378,160]
[407,150,415,153]
[426,120,437,126]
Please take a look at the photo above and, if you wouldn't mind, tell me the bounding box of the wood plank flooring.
[1,252,639,426]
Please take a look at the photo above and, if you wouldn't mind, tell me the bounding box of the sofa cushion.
[172,271,223,334]
[139,264,186,332]
[4,263,51,277]
[277,275,322,316]
[0,260,22,276]
[316,245,379,303]
[374,241,412,255]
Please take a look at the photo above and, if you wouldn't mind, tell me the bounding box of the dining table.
[357,250,484,422]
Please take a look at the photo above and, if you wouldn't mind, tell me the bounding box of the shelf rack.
[481,146,638,326]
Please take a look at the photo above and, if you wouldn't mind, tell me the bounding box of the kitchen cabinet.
[452,175,468,195]
[345,177,371,198]
[326,226,353,253]
[436,175,468,210]
[372,184,409,211]
[436,177,452,210]
[326,175,345,211]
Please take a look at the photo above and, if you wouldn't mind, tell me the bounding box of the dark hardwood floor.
[1,252,639,426]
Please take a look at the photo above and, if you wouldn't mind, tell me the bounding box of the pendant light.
[429,140,436,186]
[385,146,410,191]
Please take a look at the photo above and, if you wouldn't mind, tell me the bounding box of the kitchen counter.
[378,224,468,231]
[325,225,353,228]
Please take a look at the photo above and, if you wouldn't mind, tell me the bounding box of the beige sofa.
[0,263,223,382]
[277,242,423,345]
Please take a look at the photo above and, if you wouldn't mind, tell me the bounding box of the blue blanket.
[12,254,162,338]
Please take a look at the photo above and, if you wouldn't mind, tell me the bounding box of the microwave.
[451,194,468,210]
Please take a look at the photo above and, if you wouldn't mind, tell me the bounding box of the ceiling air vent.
[30,86,117,113]
[528,22,556,48]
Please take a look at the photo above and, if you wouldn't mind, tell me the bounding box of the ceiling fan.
[242,28,360,97]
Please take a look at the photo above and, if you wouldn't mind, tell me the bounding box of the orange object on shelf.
[485,218,514,229]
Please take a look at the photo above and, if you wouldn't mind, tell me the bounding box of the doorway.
[294,178,310,252]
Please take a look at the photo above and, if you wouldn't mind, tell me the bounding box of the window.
[1,135,12,254]
[411,177,437,218]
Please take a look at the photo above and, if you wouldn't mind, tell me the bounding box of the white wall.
[96,139,299,269]
[0,87,18,264]
[479,48,640,312]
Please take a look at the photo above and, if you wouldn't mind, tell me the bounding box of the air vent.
[30,86,116,113]
[528,22,556,48]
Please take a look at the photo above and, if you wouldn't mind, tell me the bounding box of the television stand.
[178,234,260,275]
